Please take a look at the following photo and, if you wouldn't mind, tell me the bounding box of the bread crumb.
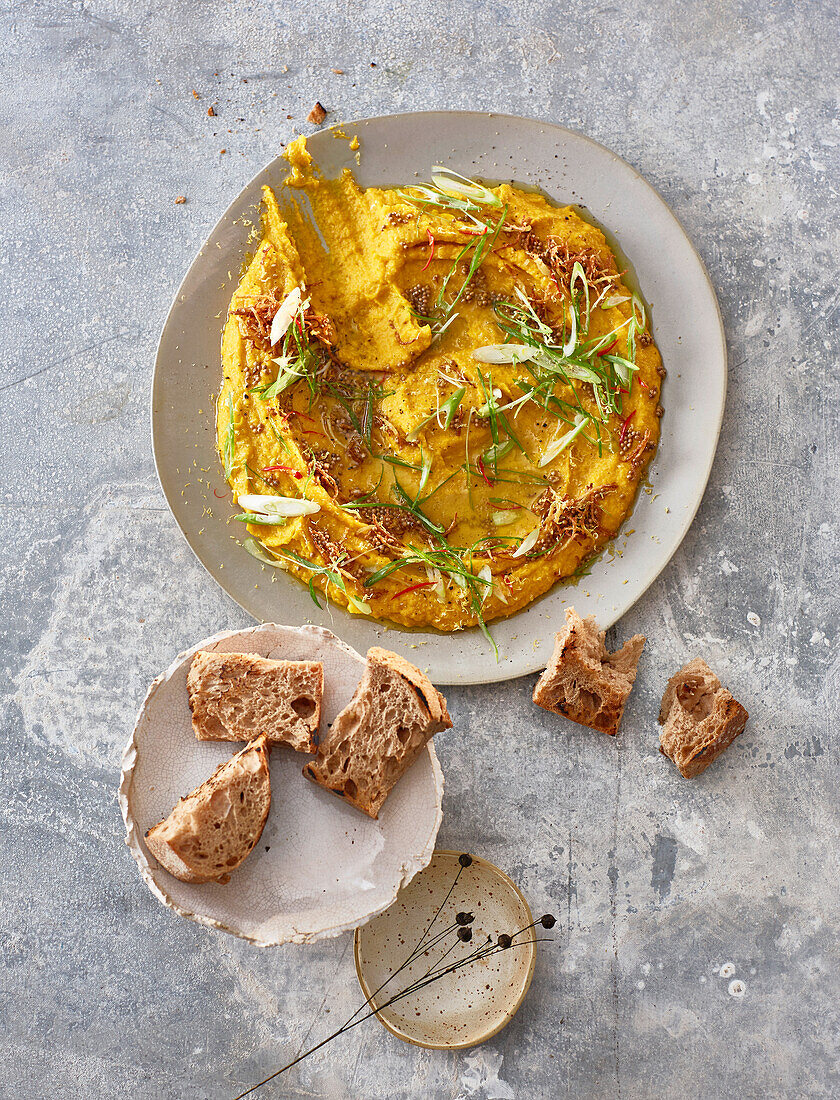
[308,101,328,124]
[331,68,345,74]
[207,105,216,116]
[220,148,227,154]
[192,89,200,99]
[175,195,187,204]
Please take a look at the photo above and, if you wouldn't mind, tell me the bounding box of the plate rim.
[353,849,537,1050]
[151,109,727,685]
[119,622,444,947]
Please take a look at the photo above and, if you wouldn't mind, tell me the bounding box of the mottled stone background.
[1,1,838,1097]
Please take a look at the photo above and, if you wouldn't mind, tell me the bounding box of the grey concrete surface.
[1,2,839,1097]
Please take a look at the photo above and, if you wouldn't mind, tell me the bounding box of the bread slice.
[145,734,271,884]
[303,647,452,819]
[187,650,323,751]
[659,657,748,777]
[532,608,645,735]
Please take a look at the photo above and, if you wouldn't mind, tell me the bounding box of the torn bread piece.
[532,608,645,736]
[188,650,322,751]
[659,658,748,777]
[303,647,452,819]
[145,734,271,884]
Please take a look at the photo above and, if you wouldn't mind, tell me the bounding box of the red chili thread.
[262,465,303,479]
[476,456,493,486]
[618,410,636,445]
[213,489,228,499]
[390,581,435,600]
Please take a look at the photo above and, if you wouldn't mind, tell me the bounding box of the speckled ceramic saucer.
[354,850,537,1049]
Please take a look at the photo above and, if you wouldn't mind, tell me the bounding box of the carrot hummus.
[217,137,663,644]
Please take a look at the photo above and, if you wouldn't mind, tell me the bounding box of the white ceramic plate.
[119,624,443,946]
[354,851,537,1049]
[152,111,726,684]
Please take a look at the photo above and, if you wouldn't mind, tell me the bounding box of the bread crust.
[304,647,451,818]
[366,646,452,729]
[145,734,271,883]
[659,658,748,777]
[532,608,645,736]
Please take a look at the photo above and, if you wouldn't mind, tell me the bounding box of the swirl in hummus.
[218,137,663,644]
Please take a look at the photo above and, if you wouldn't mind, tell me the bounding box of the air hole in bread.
[379,683,390,693]
[577,687,601,713]
[384,755,401,776]
[396,725,410,744]
[344,779,358,799]
[291,696,316,719]
[209,789,230,813]
[676,679,714,718]
[203,715,229,739]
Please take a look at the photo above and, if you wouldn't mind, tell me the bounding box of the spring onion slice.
[234,512,287,526]
[241,537,370,622]
[237,494,320,516]
[473,344,538,365]
[430,167,503,208]
[269,287,310,346]
[491,509,520,526]
[511,527,540,558]
[407,386,466,441]
[539,414,588,467]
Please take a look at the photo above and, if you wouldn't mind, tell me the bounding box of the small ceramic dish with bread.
[120,623,445,946]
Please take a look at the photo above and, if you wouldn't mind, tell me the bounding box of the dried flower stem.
[232,938,545,1099]
[231,857,555,1099]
